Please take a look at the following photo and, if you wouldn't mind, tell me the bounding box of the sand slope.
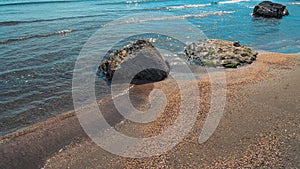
[1,52,299,169]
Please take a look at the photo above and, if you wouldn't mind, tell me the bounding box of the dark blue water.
[0,0,299,135]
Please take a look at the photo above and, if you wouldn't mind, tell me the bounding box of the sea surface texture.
[0,0,299,135]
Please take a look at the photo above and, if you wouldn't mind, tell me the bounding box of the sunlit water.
[0,0,299,135]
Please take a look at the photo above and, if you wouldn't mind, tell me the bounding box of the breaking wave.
[0,30,73,44]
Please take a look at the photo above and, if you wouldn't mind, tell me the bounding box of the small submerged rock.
[185,39,258,68]
[253,1,289,19]
[98,39,169,84]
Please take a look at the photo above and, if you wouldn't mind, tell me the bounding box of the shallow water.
[0,0,299,135]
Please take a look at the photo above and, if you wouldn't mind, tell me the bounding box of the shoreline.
[0,50,297,141]
[1,51,299,168]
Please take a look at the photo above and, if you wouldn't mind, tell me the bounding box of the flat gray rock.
[185,39,258,68]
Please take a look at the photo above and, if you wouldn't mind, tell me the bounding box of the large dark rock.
[185,39,258,68]
[98,39,169,84]
[253,1,289,18]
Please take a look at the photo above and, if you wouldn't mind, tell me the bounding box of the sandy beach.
[1,52,299,168]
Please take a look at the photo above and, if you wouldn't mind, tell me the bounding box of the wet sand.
[1,52,299,168]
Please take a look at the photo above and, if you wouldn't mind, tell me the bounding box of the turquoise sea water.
[0,0,299,135]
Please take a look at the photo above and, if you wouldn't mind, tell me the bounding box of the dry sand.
[0,52,299,169]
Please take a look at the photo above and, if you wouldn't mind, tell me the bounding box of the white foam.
[166,3,211,10]
[148,38,158,43]
[288,2,300,5]
[111,85,134,99]
[56,30,73,34]
[126,0,152,4]
[104,11,235,27]
[217,0,249,4]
